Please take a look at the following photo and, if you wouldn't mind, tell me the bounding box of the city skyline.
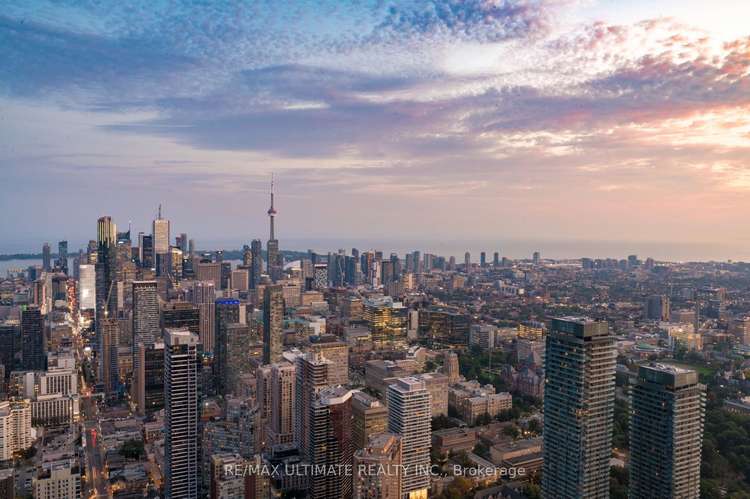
[3,1,750,252]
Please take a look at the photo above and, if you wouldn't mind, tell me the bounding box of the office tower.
[645,294,671,322]
[267,362,295,446]
[629,364,705,499]
[153,204,170,255]
[464,252,471,274]
[21,307,45,371]
[411,251,421,274]
[354,433,402,499]
[387,377,431,499]
[352,391,388,450]
[162,302,200,335]
[164,329,201,499]
[309,386,355,499]
[188,238,195,257]
[443,351,460,384]
[99,318,119,397]
[139,232,154,268]
[195,261,222,288]
[493,252,499,266]
[132,281,159,348]
[364,297,408,350]
[134,342,165,415]
[42,243,51,272]
[309,336,349,386]
[263,285,284,365]
[214,298,240,395]
[231,268,249,291]
[78,264,96,311]
[296,352,332,460]
[250,239,262,289]
[177,232,188,252]
[96,215,118,319]
[419,307,470,347]
[0,323,18,380]
[543,317,616,499]
[192,281,216,353]
[57,240,68,274]
[480,251,486,267]
[533,251,541,264]
[224,323,252,396]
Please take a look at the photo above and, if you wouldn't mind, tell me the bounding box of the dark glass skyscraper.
[21,306,45,371]
[543,317,616,499]
[214,298,240,395]
[629,364,705,499]
[57,240,68,274]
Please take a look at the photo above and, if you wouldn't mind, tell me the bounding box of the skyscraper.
[153,205,170,276]
[480,251,486,267]
[266,176,282,282]
[493,252,500,266]
[78,264,96,311]
[214,298,240,395]
[309,386,355,499]
[387,377,431,499]
[42,243,51,272]
[99,317,119,397]
[250,239,262,289]
[542,317,616,499]
[191,281,216,353]
[164,329,201,499]
[21,307,45,371]
[267,362,295,446]
[57,240,68,274]
[464,252,471,274]
[96,216,117,318]
[133,342,165,415]
[629,364,705,499]
[262,285,284,365]
[132,281,159,348]
[295,352,332,461]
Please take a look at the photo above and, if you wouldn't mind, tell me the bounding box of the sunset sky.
[2,1,750,257]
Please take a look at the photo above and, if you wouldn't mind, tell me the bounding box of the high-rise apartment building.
[164,329,201,499]
[353,432,402,499]
[250,239,262,289]
[214,298,240,395]
[645,294,671,322]
[0,399,32,460]
[99,317,119,397]
[295,352,332,461]
[387,377,431,499]
[629,364,705,499]
[309,386,355,499]
[542,317,616,499]
[263,285,284,365]
[267,362,295,446]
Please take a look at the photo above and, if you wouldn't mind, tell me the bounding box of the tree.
[502,425,520,439]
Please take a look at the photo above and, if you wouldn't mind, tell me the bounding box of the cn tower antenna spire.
[267,173,277,241]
